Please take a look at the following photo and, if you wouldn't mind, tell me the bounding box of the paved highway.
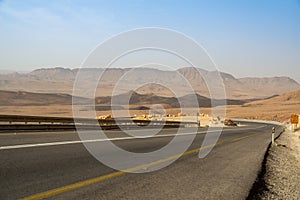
[0,122,282,200]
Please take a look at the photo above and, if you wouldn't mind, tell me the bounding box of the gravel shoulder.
[259,129,300,199]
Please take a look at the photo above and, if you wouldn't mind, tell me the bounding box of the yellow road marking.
[22,132,259,200]
[232,133,259,142]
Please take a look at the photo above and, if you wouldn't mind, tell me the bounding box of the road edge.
[246,126,284,200]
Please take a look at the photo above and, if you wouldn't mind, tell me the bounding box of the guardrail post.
[272,127,275,145]
[196,112,200,127]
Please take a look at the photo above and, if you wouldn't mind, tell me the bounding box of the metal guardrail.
[231,118,285,126]
[0,114,75,124]
[0,115,198,131]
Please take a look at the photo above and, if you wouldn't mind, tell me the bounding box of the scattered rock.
[224,119,237,126]
[259,130,300,199]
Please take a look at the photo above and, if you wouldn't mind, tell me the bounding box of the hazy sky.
[0,0,299,81]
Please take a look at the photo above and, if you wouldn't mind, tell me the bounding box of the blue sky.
[0,0,299,81]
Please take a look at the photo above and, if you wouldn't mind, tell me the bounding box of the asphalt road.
[0,122,282,200]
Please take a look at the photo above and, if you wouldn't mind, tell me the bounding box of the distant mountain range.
[0,88,275,111]
[95,90,246,108]
[0,90,245,108]
[0,90,92,106]
[0,67,299,100]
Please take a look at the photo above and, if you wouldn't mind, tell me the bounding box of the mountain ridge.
[0,67,299,100]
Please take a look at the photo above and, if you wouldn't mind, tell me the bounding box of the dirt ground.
[0,103,298,123]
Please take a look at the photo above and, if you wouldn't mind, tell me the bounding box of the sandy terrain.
[0,100,298,123]
[224,90,300,122]
[0,90,299,125]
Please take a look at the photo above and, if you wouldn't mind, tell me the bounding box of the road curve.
[0,122,282,200]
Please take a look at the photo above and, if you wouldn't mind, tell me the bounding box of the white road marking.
[0,125,267,150]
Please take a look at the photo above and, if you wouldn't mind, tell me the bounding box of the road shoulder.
[250,130,300,199]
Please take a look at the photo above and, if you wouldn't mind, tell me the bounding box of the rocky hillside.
[244,90,300,106]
